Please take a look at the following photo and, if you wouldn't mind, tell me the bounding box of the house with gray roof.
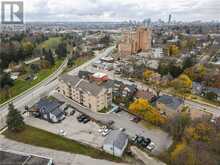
[34,98,65,123]
[58,74,112,112]
[156,95,184,117]
[103,130,128,157]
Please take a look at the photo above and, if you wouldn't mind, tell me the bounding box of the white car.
[59,129,66,136]
[102,128,112,136]
[98,126,107,133]
[146,142,156,151]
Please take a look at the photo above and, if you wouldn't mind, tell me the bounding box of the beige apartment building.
[118,26,152,56]
[58,74,112,112]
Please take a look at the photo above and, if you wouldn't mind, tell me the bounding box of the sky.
[1,0,220,22]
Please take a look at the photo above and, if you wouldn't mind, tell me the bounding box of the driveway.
[53,92,173,155]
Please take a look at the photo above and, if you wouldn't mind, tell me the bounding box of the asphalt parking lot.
[52,93,173,155]
[26,110,105,149]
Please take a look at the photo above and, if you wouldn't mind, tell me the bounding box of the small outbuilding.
[103,130,128,157]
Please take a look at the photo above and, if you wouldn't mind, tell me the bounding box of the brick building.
[118,26,152,56]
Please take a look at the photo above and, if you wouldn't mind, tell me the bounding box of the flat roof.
[0,150,52,165]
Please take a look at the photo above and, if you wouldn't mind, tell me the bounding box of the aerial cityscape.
[0,0,220,165]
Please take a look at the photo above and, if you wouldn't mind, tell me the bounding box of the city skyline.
[3,0,219,22]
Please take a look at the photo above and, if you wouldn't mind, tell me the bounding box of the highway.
[0,46,115,129]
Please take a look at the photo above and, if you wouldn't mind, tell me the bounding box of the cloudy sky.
[3,0,220,22]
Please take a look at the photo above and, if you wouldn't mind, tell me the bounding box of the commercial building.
[58,74,112,112]
[118,26,152,56]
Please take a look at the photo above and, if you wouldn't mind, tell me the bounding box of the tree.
[168,45,180,56]
[143,69,154,81]
[0,73,14,89]
[44,49,55,66]
[167,113,192,140]
[21,41,34,57]
[55,43,67,58]
[184,64,207,82]
[172,74,192,93]
[185,122,214,142]
[6,103,25,132]
[182,57,194,70]
[129,99,166,125]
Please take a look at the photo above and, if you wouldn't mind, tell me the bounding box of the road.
[0,46,115,129]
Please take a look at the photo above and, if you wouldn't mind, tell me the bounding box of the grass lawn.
[39,37,62,50]
[0,59,63,104]
[3,125,121,162]
[64,55,94,73]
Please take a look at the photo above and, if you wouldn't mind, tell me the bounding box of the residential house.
[33,98,65,123]
[135,90,156,102]
[156,95,184,117]
[103,130,128,157]
[122,84,137,98]
[58,74,112,112]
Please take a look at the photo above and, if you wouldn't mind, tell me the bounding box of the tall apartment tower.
[118,26,151,56]
[168,14,172,24]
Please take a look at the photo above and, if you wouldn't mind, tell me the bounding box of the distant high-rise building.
[118,26,152,56]
[168,14,172,24]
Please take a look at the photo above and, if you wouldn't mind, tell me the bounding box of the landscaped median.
[2,125,122,163]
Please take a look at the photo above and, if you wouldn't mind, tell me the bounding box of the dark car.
[77,114,87,122]
[114,108,121,113]
[131,116,141,123]
[141,138,151,147]
[82,117,90,124]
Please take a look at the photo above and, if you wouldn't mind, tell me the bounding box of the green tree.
[55,43,67,58]
[6,103,25,132]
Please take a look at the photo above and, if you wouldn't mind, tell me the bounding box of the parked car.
[146,142,156,151]
[102,128,112,136]
[77,114,87,122]
[131,116,141,123]
[58,129,66,136]
[82,117,90,124]
[132,135,151,148]
[113,108,121,113]
[98,126,107,133]
[119,128,126,132]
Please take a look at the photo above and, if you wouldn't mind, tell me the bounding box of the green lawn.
[0,59,63,104]
[39,37,62,50]
[3,125,121,162]
[64,55,94,73]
